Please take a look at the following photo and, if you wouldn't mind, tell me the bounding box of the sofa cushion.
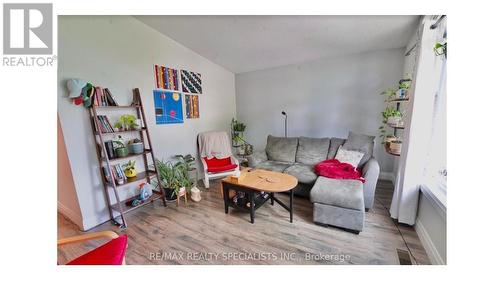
[327,137,346,159]
[255,160,293,173]
[265,135,298,163]
[310,176,364,211]
[295,137,330,165]
[342,131,375,168]
[284,163,318,185]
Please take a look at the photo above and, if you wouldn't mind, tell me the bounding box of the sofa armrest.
[247,151,267,167]
[362,157,380,210]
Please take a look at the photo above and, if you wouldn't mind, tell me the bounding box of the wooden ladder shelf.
[88,88,166,229]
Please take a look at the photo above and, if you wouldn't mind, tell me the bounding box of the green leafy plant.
[231,118,246,132]
[380,88,397,102]
[122,160,136,172]
[155,158,193,197]
[114,114,138,130]
[378,107,403,144]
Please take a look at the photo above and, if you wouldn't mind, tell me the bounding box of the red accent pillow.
[67,235,128,265]
[204,157,237,173]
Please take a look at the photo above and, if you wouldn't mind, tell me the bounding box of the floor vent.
[397,248,413,265]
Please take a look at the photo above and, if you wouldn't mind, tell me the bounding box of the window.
[422,16,447,206]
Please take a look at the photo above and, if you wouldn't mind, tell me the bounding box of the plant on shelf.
[122,160,137,178]
[379,107,404,144]
[114,114,139,131]
[434,42,447,58]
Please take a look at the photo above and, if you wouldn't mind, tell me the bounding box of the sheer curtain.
[390,16,447,224]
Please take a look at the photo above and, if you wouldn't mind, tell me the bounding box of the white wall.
[57,115,83,229]
[58,16,236,230]
[415,191,447,264]
[235,49,405,173]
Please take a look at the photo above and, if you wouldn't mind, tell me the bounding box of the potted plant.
[128,138,144,154]
[114,114,139,131]
[123,160,137,178]
[113,140,129,158]
[384,107,403,126]
[155,159,178,201]
[231,118,247,147]
[390,140,403,154]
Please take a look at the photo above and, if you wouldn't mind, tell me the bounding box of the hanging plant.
[434,42,447,58]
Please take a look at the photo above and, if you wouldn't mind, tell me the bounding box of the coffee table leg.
[270,192,274,205]
[250,192,255,224]
[289,189,294,223]
[223,184,229,214]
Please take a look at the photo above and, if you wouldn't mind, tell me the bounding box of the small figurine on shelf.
[131,183,153,207]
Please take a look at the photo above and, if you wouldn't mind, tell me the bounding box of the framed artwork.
[154,65,179,91]
[181,70,202,94]
[185,94,200,119]
[153,90,183,124]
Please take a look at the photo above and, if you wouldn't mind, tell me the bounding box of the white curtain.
[390,16,447,225]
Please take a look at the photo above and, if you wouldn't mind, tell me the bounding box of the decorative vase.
[114,147,129,158]
[124,167,137,178]
[128,142,144,154]
[390,140,403,154]
[190,187,201,202]
[387,116,401,126]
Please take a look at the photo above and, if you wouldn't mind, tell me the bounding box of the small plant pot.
[387,116,402,126]
[163,188,177,202]
[129,142,144,154]
[114,147,129,158]
[390,141,403,154]
[124,167,137,178]
[385,136,398,144]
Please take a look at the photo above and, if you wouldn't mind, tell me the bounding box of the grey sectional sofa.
[248,134,380,233]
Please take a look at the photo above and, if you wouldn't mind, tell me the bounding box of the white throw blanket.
[198,131,233,159]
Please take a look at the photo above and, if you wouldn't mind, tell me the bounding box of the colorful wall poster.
[153,90,183,124]
[181,70,202,94]
[154,65,179,91]
[185,94,200,119]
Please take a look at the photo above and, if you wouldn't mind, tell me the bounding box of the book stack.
[92,87,119,106]
[103,165,127,184]
[96,115,114,133]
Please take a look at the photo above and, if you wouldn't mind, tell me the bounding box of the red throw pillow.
[315,159,365,183]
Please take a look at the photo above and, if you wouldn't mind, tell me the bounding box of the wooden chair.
[57,231,127,265]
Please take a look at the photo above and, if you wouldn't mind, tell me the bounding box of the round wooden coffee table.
[221,169,298,223]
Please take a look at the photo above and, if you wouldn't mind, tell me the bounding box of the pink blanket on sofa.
[314,159,365,183]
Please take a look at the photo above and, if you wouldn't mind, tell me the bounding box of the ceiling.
[135,15,420,74]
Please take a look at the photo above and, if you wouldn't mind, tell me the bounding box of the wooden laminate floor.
[57,179,430,265]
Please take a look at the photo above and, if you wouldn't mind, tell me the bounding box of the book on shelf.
[104,140,115,159]
[96,115,115,133]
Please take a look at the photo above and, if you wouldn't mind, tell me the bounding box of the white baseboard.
[379,171,395,183]
[57,201,84,230]
[415,218,445,265]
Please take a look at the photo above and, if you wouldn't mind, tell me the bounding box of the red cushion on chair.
[67,235,128,265]
[204,157,237,173]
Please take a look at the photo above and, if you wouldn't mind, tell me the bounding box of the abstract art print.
[185,94,200,119]
[154,65,179,91]
[153,90,183,124]
[181,70,202,94]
